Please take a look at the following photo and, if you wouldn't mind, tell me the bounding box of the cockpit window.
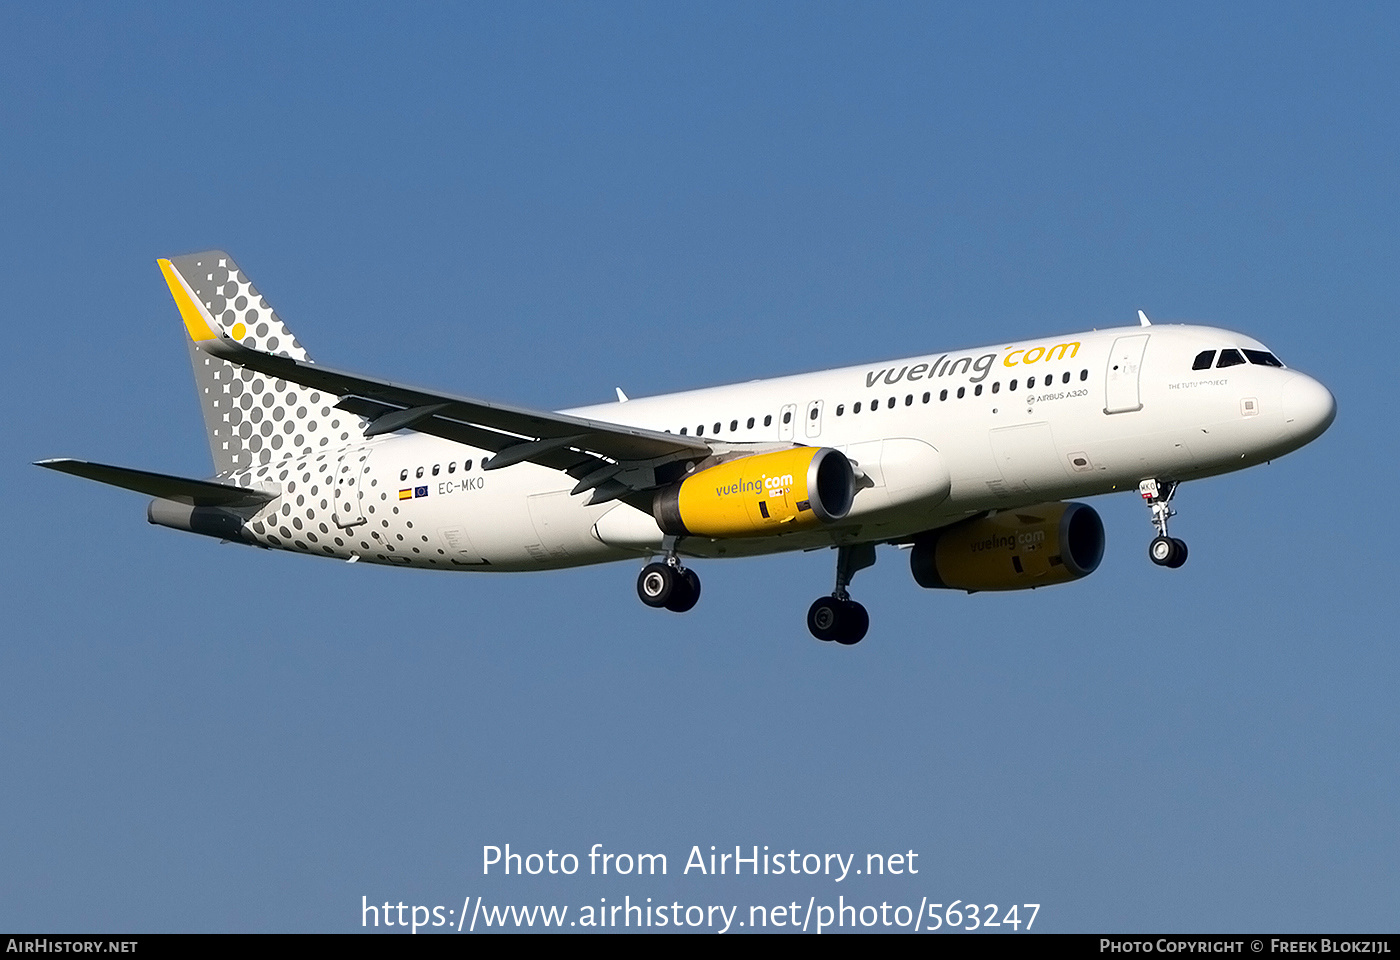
[1192,350,1216,370]
[1217,349,1245,368]
[1243,349,1284,368]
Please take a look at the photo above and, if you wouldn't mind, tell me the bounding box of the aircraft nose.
[1281,373,1336,444]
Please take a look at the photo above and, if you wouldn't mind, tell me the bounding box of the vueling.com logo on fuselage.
[716,473,793,499]
[862,341,1080,387]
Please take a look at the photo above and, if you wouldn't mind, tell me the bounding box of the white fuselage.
[233,324,1334,571]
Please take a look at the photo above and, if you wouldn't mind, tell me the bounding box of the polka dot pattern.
[171,250,369,480]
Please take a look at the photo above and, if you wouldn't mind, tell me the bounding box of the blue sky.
[2,3,1396,932]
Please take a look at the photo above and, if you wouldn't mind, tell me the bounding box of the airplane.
[38,250,1336,645]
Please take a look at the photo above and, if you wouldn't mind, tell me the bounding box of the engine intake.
[911,501,1104,592]
[654,447,854,538]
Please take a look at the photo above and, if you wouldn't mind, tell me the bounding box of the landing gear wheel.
[807,597,869,644]
[665,568,702,612]
[1149,536,1174,566]
[807,597,842,641]
[637,562,678,608]
[1165,538,1188,569]
[1149,536,1187,568]
[834,600,869,646]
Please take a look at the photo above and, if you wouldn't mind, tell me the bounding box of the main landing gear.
[636,536,701,613]
[1140,478,1188,569]
[808,543,875,645]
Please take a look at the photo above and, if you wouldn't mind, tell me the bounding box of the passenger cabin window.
[1192,350,1216,370]
[730,419,738,431]
[835,405,844,416]
[448,462,456,473]
[432,464,440,476]
[400,469,408,481]
[464,459,473,471]
[679,427,688,435]
[957,387,965,399]
[415,466,424,479]
[1080,369,1088,381]
[1244,349,1284,368]
[853,402,862,413]
[747,417,755,428]
[871,399,879,411]
[1217,349,1245,368]
[764,415,772,426]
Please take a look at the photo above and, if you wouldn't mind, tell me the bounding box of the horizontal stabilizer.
[35,459,275,508]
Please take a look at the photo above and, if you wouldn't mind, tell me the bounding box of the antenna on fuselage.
[1138,310,1152,327]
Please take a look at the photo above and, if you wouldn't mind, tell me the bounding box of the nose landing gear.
[1140,479,1188,568]
[807,543,875,645]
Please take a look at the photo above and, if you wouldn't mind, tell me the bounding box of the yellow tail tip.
[158,258,220,342]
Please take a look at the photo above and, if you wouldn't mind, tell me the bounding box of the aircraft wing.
[198,337,712,500]
[36,459,276,508]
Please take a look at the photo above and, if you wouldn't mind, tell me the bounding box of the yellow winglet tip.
[158,258,220,342]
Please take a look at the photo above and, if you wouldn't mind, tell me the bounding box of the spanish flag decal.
[399,489,413,500]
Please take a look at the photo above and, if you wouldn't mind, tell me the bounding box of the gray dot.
[296,407,306,418]
[234,296,248,310]
[228,409,242,425]
[263,394,275,407]
[240,396,254,411]
[222,310,236,324]
[248,435,262,451]
[249,407,262,423]
[284,422,294,434]
[273,407,285,420]
[256,323,269,337]
[211,297,226,314]
[267,337,279,351]
[292,517,302,530]
[251,379,264,393]
[295,435,305,445]
[230,381,243,397]
[260,422,273,437]
[245,309,258,323]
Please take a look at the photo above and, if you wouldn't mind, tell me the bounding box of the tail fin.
[159,251,367,476]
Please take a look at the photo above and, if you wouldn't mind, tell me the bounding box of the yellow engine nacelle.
[910,501,1105,592]
[653,447,855,538]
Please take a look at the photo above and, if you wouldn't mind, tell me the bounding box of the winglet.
[158,258,222,342]
[615,387,629,403]
[1138,309,1152,327]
